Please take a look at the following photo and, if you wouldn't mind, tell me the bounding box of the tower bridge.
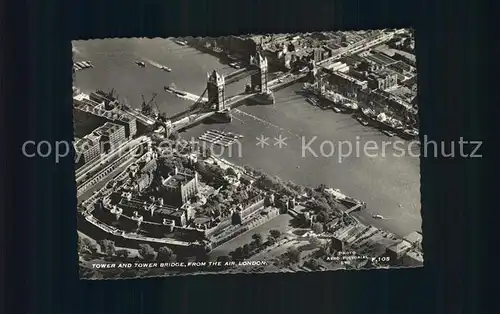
[157,51,311,136]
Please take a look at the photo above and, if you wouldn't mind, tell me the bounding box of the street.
[77,155,139,203]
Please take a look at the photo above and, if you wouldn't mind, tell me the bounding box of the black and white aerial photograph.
[73,29,422,280]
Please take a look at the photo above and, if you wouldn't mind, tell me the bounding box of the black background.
[2,0,494,313]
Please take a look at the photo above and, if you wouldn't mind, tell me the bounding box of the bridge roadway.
[169,72,307,132]
[121,106,156,126]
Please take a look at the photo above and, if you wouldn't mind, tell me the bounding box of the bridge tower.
[307,59,318,84]
[249,51,269,93]
[164,120,173,138]
[207,70,226,111]
[249,52,275,104]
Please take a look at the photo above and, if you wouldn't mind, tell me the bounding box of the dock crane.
[141,92,157,116]
[153,101,168,121]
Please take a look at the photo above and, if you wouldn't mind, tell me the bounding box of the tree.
[252,233,264,247]
[80,237,97,254]
[138,244,156,261]
[217,255,232,263]
[307,259,319,270]
[243,165,254,174]
[169,131,180,141]
[231,247,244,260]
[316,210,329,223]
[157,246,177,262]
[315,184,328,192]
[98,239,116,256]
[225,167,237,177]
[287,247,302,264]
[312,222,324,234]
[309,199,331,214]
[304,187,315,197]
[269,229,282,242]
[242,244,251,257]
[115,249,130,259]
[309,237,321,247]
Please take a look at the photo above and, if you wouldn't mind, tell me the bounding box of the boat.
[372,214,384,220]
[307,97,319,106]
[174,40,187,46]
[332,106,342,113]
[229,62,242,69]
[356,116,369,126]
[361,107,377,119]
[406,128,419,136]
[161,66,172,72]
[135,61,146,67]
[382,130,396,137]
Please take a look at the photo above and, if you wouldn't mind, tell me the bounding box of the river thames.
[73,38,421,237]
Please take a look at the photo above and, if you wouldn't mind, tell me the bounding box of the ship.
[164,84,186,96]
[332,106,342,113]
[307,97,319,106]
[161,66,172,72]
[355,116,369,126]
[135,61,146,67]
[401,128,419,140]
[174,40,187,46]
[229,62,242,69]
[382,130,396,137]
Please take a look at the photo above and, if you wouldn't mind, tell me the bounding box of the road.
[77,155,139,203]
[209,213,295,258]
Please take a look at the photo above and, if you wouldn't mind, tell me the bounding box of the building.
[73,99,137,139]
[133,158,158,192]
[358,88,415,118]
[401,250,424,267]
[330,236,344,252]
[387,61,414,77]
[94,122,126,153]
[118,197,187,227]
[391,51,416,67]
[325,71,368,99]
[403,231,423,251]
[385,240,413,262]
[161,167,199,206]
[74,132,101,166]
[366,70,398,90]
[313,47,331,63]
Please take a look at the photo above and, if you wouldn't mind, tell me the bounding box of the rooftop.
[94,122,123,137]
[155,205,184,218]
[403,231,423,245]
[387,239,412,254]
[331,71,367,86]
[74,133,100,151]
[388,60,413,73]
[403,250,424,263]
[163,171,196,189]
[388,86,417,101]
[193,217,212,225]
